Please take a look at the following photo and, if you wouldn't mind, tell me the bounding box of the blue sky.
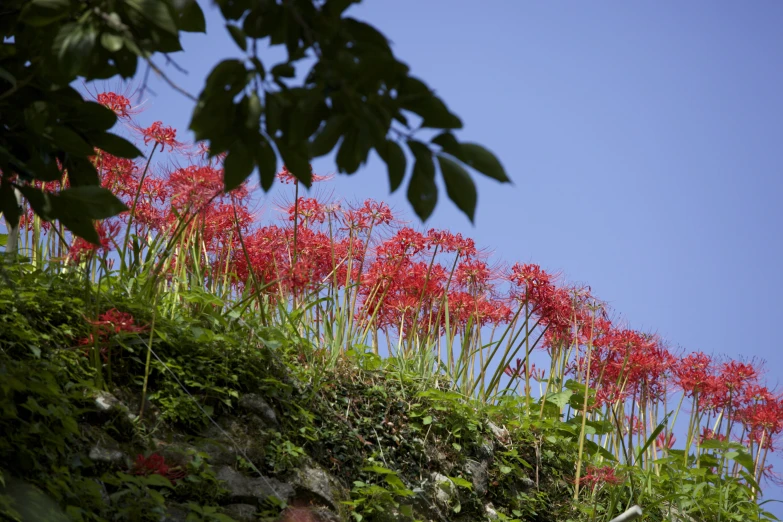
[128,0,783,508]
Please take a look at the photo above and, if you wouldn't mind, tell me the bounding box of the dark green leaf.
[398,77,462,129]
[19,0,71,26]
[406,141,437,221]
[63,156,100,187]
[0,183,21,228]
[174,0,206,32]
[437,155,476,222]
[203,60,248,97]
[335,129,361,174]
[0,66,17,88]
[459,143,510,183]
[380,140,406,193]
[224,141,254,191]
[55,187,129,219]
[343,18,391,51]
[432,132,462,158]
[126,0,179,35]
[254,136,278,191]
[54,23,97,78]
[17,186,53,220]
[50,127,94,156]
[190,95,236,143]
[70,102,118,131]
[310,115,346,157]
[226,24,248,51]
[276,141,311,187]
[89,132,143,159]
[271,63,296,78]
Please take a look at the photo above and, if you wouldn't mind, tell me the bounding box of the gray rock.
[192,439,237,467]
[465,458,490,495]
[430,472,455,505]
[93,391,138,423]
[487,422,509,444]
[163,503,189,522]
[484,502,499,520]
[94,391,121,413]
[88,443,127,465]
[219,503,257,522]
[288,461,347,511]
[216,466,294,506]
[238,394,279,427]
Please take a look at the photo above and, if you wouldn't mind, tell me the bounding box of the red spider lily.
[96,92,134,118]
[131,454,186,482]
[167,165,224,212]
[88,308,147,335]
[504,360,546,381]
[700,428,726,444]
[579,465,623,487]
[137,121,182,152]
[454,259,495,295]
[674,352,714,397]
[287,197,327,225]
[657,432,676,450]
[427,229,476,257]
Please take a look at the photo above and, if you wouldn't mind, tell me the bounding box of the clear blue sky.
[132,0,783,507]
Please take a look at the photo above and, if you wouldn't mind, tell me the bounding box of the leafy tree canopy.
[0,0,510,244]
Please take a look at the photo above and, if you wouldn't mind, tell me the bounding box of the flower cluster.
[131,453,185,482]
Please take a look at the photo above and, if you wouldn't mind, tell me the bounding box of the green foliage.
[1,0,509,244]
[0,267,777,522]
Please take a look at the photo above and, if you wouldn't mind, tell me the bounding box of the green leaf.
[203,60,249,98]
[51,127,94,156]
[174,0,206,32]
[90,132,143,159]
[224,141,254,191]
[699,439,728,450]
[0,183,21,228]
[271,63,296,78]
[541,389,573,409]
[226,24,248,51]
[432,131,462,157]
[635,411,672,464]
[276,141,311,187]
[126,0,179,35]
[54,23,97,78]
[406,141,437,221]
[254,136,278,191]
[422,416,432,425]
[310,115,346,157]
[437,155,476,222]
[55,187,129,219]
[459,143,510,183]
[100,33,124,52]
[380,140,406,193]
[449,476,472,489]
[398,77,462,129]
[499,465,512,474]
[19,0,71,26]
[335,129,362,174]
[0,66,17,88]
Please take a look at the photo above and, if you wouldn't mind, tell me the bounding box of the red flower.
[138,121,182,152]
[96,92,134,118]
[131,453,185,482]
[579,465,623,487]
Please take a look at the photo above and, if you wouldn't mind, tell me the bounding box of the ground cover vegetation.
[0,93,781,521]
